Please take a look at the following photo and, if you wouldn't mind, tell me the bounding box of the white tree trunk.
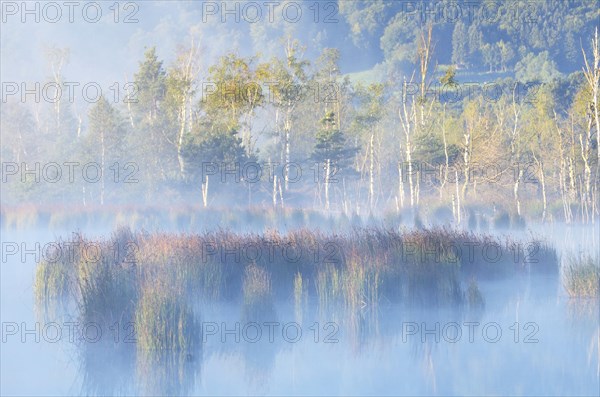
[514,169,522,217]
[100,128,105,206]
[202,175,209,208]
[325,159,331,211]
[369,133,375,209]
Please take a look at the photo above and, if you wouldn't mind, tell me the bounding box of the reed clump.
[242,263,276,323]
[34,227,559,341]
[563,255,600,298]
[293,272,307,323]
[135,281,200,352]
[34,255,70,306]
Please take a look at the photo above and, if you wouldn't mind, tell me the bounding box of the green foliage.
[3,12,599,223]
[377,1,596,74]
[451,21,468,67]
[515,51,562,83]
[351,83,385,130]
[85,97,127,167]
[133,47,167,125]
[187,128,252,164]
[414,128,459,166]
[312,111,358,175]
[440,66,458,86]
[339,0,389,48]
[202,53,263,131]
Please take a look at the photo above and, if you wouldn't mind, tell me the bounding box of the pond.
[1,224,598,396]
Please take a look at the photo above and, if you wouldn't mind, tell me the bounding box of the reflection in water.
[79,342,135,396]
[241,338,278,395]
[72,319,203,396]
[31,283,600,396]
[240,263,279,394]
[135,349,201,397]
[78,327,203,396]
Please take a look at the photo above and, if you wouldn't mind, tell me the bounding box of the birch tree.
[581,28,600,222]
[164,39,202,177]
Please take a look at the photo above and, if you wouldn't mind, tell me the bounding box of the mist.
[1,1,599,396]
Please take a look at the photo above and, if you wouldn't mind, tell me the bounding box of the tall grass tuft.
[563,255,600,298]
[135,281,200,352]
[293,272,306,323]
[34,257,71,322]
[316,263,344,313]
[242,263,276,323]
[344,254,380,310]
[34,229,559,311]
[77,253,138,325]
[34,258,70,307]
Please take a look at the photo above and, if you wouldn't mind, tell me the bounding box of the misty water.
[2,1,600,395]
[2,223,598,396]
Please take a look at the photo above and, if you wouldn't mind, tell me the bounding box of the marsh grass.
[522,235,560,275]
[33,226,560,368]
[35,227,558,319]
[293,272,307,323]
[563,255,600,298]
[241,263,276,323]
[34,255,70,307]
[33,259,73,323]
[77,254,138,325]
[344,254,380,310]
[32,226,561,393]
[135,281,200,352]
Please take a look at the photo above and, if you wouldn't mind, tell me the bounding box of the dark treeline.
[341,0,598,74]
